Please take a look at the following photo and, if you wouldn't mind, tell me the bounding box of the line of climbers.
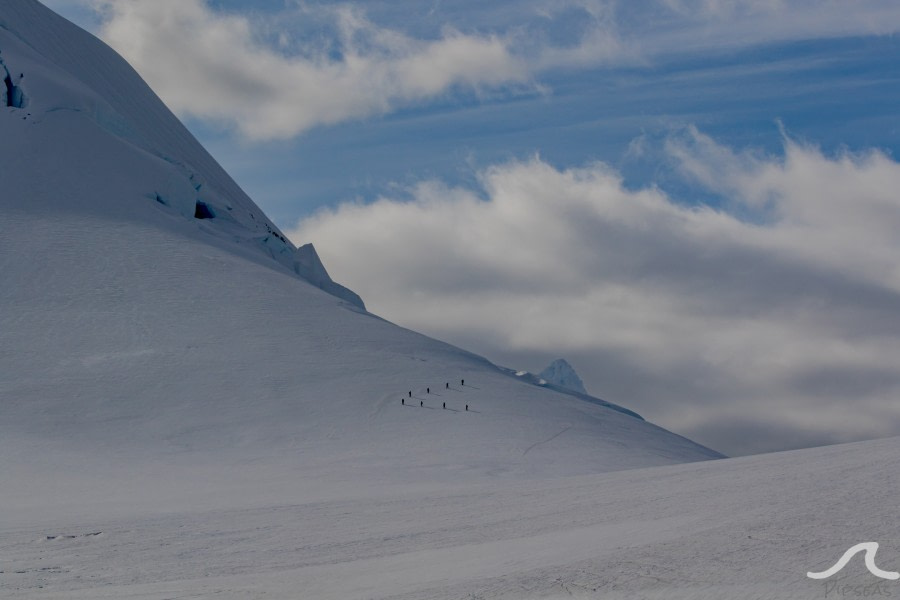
[401,379,468,411]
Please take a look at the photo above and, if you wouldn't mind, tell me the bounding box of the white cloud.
[94,0,529,140]
[288,131,900,456]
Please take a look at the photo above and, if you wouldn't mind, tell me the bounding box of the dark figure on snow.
[427,387,430,394]
[420,400,423,407]
[442,402,446,409]
[445,382,449,389]
[461,379,465,386]
[408,391,412,398]
[401,398,404,405]
[465,404,468,411]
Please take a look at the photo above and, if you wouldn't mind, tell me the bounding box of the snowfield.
[4,437,900,599]
[1,0,896,598]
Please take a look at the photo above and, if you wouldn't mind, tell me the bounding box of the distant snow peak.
[539,359,588,395]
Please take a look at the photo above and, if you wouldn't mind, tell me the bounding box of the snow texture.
[539,358,589,395]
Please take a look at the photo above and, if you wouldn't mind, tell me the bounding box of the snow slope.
[4,435,899,599]
[0,0,362,308]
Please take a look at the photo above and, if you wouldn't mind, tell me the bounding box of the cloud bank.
[88,0,900,140]
[289,130,900,456]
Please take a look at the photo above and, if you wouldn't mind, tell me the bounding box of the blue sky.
[46,1,900,223]
[211,33,900,226]
[41,0,900,456]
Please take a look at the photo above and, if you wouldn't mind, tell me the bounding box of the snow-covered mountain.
[539,358,589,395]
[0,0,720,494]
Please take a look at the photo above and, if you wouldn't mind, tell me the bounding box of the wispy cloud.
[631,0,900,54]
[92,1,532,140]
[288,130,900,456]
[84,0,900,140]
